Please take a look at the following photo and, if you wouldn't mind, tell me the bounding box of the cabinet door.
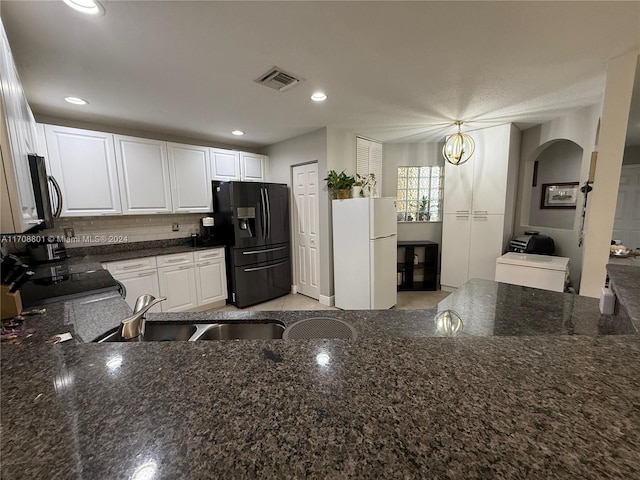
[240,152,265,182]
[443,160,473,214]
[471,124,511,214]
[158,264,198,312]
[468,214,506,281]
[195,258,227,305]
[440,213,471,289]
[45,125,122,216]
[112,269,162,313]
[114,135,172,214]
[167,143,212,213]
[210,148,241,181]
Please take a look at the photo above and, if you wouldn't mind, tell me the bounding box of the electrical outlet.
[64,227,75,238]
[172,223,179,232]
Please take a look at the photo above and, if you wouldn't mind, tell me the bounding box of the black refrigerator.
[213,181,291,308]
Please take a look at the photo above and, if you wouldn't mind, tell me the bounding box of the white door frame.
[291,161,320,299]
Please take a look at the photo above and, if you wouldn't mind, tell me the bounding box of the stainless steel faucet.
[120,294,166,340]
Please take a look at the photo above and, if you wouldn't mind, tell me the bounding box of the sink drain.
[283,317,357,340]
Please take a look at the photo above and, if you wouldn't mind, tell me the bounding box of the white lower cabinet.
[440,214,471,289]
[105,248,226,313]
[195,250,227,306]
[113,269,162,313]
[158,263,198,312]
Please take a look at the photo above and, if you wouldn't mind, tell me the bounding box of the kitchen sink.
[193,322,285,341]
[93,320,284,342]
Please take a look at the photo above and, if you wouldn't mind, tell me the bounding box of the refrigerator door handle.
[242,246,288,255]
[260,187,267,239]
[265,188,271,239]
[372,233,397,240]
[243,261,287,272]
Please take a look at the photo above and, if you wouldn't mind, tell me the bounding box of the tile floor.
[212,290,450,312]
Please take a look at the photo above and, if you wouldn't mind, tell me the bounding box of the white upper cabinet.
[167,142,212,213]
[443,161,473,214]
[45,125,122,216]
[240,152,267,182]
[210,148,241,181]
[114,135,172,215]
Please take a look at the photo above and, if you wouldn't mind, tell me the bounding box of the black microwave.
[28,154,62,230]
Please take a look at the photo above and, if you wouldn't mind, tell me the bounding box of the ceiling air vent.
[255,67,303,92]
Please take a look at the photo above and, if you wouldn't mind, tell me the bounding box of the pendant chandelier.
[442,121,475,166]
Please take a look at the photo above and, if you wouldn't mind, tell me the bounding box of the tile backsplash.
[44,214,204,249]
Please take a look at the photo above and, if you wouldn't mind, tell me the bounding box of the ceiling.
[1,1,639,149]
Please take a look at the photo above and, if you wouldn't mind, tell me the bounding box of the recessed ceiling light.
[64,96,88,105]
[63,0,105,16]
[231,130,245,136]
[311,92,327,102]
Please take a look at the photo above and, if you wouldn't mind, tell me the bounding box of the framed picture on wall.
[540,182,579,209]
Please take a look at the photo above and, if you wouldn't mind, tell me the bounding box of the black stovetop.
[20,261,119,307]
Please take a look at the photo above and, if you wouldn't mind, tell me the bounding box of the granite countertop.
[64,238,226,265]
[2,242,639,478]
[606,262,640,330]
[2,336,640,479]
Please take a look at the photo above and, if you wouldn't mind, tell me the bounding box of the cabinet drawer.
[104,256,157,274]
[195,248,225,262]
[156,252,194,267]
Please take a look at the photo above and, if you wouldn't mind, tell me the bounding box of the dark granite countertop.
[64,238,226,265]
[2,336,640,479]
[606,263,640,330]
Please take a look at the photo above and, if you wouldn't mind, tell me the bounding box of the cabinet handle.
[121,263,146,270]
[473,210,488,214]
[455,210,469,213]
[196,262,213,267]
[473,216,488,219]
[165,258,186,263]
[137,272,154,278]
[178,265,192,270]
[455,215,469,219]
[200,252,220,258]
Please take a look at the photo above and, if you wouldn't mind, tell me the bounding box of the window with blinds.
[396,166,443,222]
[356,137,382,196]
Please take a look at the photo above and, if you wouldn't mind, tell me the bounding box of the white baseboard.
[291,285,298,294]
[440,285,457,293]
[319,294,335,306]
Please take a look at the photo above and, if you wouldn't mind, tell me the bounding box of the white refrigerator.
[332,197,397,309]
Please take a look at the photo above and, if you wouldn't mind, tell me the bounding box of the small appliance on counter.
[1,254,34,319]
[26,240,67,263]
[508,231,555,255]
[198,216,218,246]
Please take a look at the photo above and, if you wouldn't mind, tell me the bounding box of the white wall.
[383,143,444,244]
[264,128,331,298]
[581,50,638,297]
[514,104,601,291]
[529,140,583,229]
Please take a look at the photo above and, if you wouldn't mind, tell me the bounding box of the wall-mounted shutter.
[356,136,383,197]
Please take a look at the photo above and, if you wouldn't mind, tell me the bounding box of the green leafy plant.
[324,170,356,191]
[354,173,376,197]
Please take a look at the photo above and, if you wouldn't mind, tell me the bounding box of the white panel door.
[468,214,506,281]
[44,125,122,216]
[443,160,473,214]
[158,264,198,312]
[210,148,241,181]
[292,163,320,299]
[440,213,471,289]
[240,152,265,182]
[195,258,227,305]
[114,135,172,214]
[113,270,162,313]
[167,142,212,213]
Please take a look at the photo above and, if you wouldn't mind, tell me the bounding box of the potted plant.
[324,170,355,199]
[353,173,377,197]
[418,196,430,221]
